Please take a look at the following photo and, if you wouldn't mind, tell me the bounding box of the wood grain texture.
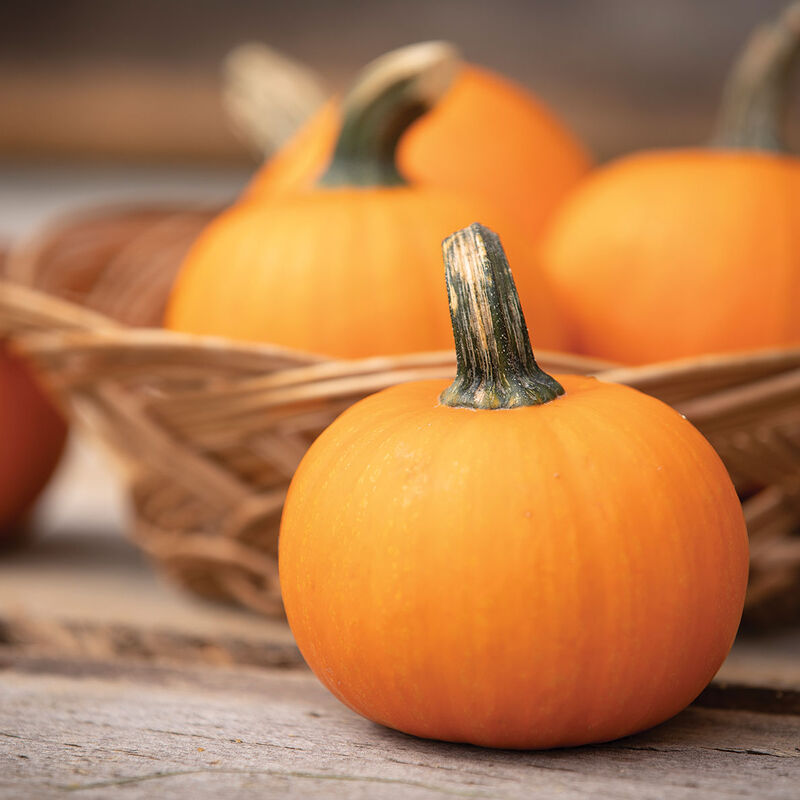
[0,653,799,800]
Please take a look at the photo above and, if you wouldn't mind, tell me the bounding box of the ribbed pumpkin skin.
[541,150,800,364]
[0,346,66,533]
[280,376,749,749]
[247,66,591,239]
[166,189,568,357]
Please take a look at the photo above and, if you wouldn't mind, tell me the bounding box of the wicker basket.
[2,207,799,627]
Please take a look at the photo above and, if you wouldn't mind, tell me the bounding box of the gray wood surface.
[1,652,799,800]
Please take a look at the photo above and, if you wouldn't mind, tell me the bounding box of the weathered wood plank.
[1,653,799,800]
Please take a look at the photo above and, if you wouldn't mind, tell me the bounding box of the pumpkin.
[245,42,591,240]
[540,3,800,364]
[0,345,66,536]
[167,43,567,357]
[279,223,749,750]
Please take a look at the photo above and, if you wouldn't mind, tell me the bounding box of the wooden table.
[2,442,799,799]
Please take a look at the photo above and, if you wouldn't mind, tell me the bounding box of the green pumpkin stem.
[439,224,565,410]
[712,2,800,152]
[318,42,459,188]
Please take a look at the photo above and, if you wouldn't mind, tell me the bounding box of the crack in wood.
[610,743,799,759]
[57,767,498,797]
[695,683,800,715]
[702,746,798,758]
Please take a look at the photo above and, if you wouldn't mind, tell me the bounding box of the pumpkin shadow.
[356,695,763,762]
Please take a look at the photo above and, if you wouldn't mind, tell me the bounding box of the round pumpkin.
[540,4,800,364]
[279,223,749,749]
[167,43,568,357]
[245,43,591,240]
[0,345,66,536]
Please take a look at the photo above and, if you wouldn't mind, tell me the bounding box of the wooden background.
[2,0,800,163]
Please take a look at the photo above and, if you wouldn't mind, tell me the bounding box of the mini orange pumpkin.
[279,223,749,750]
[0,345,66,536]
[541,3,800,364]
[245,42,591,240]
[167,44,567,357]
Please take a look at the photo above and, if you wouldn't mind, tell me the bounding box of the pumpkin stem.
[318,42,460,187]
[712,2,800,152]
[439,224,565,410]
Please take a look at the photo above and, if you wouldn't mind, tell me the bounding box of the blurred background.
[2,0,799,623]
[2,0,799,239]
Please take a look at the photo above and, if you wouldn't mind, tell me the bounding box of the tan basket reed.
[2,207,800,627]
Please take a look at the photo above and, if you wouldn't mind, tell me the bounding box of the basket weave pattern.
[2,208,800,626]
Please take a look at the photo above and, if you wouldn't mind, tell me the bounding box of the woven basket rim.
[0,278,610,373]
[4,276,799,381]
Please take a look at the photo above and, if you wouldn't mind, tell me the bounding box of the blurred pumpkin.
[0,345,66,536]
[167,43,568,357]
[280,224,749,749]
[541,3,800,364]
[245,42,591,240]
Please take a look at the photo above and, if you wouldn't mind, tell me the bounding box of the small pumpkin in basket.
[0,345,66,536]
[245,42,590,240]
[166,43,568,357]
[279,223,749,749]
[541,2,800,364]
